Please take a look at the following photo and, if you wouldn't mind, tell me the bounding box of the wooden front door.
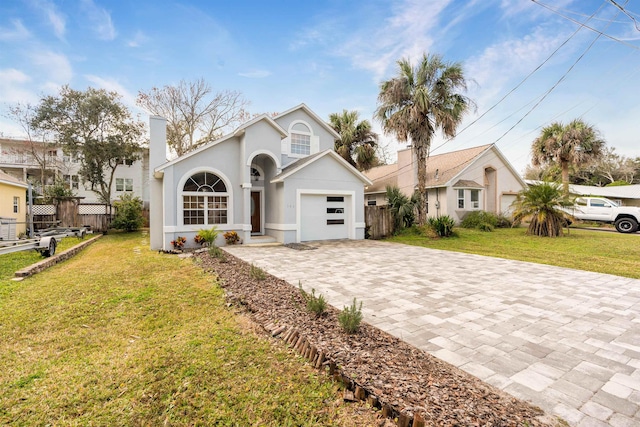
[251,191,261,233]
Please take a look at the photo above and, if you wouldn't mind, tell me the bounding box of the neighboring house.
[568,184,640,207]
[525,181,640,207]
[148,104,371,250]
[0,137,149,205]
[364,144,526,222]
[0,170,28,239]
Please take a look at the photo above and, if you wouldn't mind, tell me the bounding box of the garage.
[300,194,350,241]
[500,194,517,216]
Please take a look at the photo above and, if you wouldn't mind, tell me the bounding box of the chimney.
[149,115,167,250]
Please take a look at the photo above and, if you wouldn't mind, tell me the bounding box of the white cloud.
[29,50,73,85]
[81,0,117,41]
[0,68,37,104]
[465,27,571,110]
[31,0,66,39]
[0,19,31,41]
[332,0,453,81]
[127,30,149,48]
[84,75,137,109]
[238,70,271,78]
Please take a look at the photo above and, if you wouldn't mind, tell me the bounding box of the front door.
[251,191,261,234]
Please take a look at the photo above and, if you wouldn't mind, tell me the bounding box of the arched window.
[289,122,312,156]
[182,172,228,225]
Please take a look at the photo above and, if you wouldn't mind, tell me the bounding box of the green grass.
[388,226,640,279]
[0,236,80,286]
[0,232,370,426]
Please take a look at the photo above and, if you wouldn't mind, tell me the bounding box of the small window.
[327,219,344,225]
[327,207,344,214]
[291,133,311,155]
[13,196,19,213]
[457,189,464,209]
[367,195,376,206]
[116,178,133,192]
[327,196,344,202]
[470,190,479,209]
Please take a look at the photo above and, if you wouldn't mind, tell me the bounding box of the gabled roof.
[156,115,287,172]
[362,163,398,194]
[452,179,484,188]
[276,103,341,140]
[271,149,372,185]
[0,170,28,188]
[424,144,493,187]
[364,143,526,193]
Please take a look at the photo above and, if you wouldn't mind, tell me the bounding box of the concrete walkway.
[225,240,640,427]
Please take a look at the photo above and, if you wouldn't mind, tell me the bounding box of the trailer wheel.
[43,238,57,257]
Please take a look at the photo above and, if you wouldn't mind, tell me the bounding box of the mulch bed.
[195,250,559,426]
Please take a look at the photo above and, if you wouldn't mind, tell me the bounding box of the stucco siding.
[0,182,27,236]
[275,109,336,167]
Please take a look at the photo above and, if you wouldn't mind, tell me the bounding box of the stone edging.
[14,234,102,278]
[250,313,425,427]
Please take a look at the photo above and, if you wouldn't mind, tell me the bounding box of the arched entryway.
[247,153,278,236]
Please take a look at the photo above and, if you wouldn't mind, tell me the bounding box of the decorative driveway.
[225,240,640,427]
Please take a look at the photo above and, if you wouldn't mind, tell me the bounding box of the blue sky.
[1,0,639,173]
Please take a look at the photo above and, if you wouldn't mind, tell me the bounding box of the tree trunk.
[561,161,570,196]
[414,143,428,225]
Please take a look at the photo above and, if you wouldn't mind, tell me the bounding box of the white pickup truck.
[564,197,640,233]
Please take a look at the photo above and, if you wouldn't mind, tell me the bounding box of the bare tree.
[5,102,59,188]
[137,78,250,156]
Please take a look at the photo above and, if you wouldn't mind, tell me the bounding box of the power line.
[532,0,640,50]
[607,0,640,31]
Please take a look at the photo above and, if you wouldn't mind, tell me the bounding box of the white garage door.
[500,194,517,217]
[300,194,350,241]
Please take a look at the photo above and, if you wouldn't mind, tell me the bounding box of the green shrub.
[460,211,498,229]
[196,226,219,247]
[299,283,327,316]
[427,215,455,237]
[460,211,513,231]
[249,263,266,280]
[110,193,145,232]
[338,298,363,334]
[385,185,418,231]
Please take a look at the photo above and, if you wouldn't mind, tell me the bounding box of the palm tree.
[531,119,605,196]
[329,110,379,171]
[511,182,573,237]
[385,185,419,230]
[375,53,473,225]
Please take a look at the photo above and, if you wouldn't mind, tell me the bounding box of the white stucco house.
[364,144,526,222]
[148,104,371,250]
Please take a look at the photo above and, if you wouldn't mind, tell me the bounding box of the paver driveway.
[225,240,640,427]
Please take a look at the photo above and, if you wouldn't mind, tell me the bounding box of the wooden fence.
[365,205,395,239]
[31,201,114,233]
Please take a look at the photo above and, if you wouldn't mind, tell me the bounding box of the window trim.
[457,189,465,209]
[470,189,480,209]
[178,168,232,227]
[13,196,19,213]
[287,120,317,158]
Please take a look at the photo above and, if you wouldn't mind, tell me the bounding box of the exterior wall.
[0,182,27,236]
[274,109,336,167]
[280,155,366,243]
[0,137,148,204]
[366,193,387,206]
[162,137,242,250]
[396,147,415,196]
[428,149,524,223]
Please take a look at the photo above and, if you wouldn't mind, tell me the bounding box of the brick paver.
[225,240,640,426]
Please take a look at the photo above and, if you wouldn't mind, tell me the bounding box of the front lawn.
[0,232,377,426]
[388,227,640,279]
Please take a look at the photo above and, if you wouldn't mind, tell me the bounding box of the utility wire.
[607,0,640,31]
[532,0,640,50]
